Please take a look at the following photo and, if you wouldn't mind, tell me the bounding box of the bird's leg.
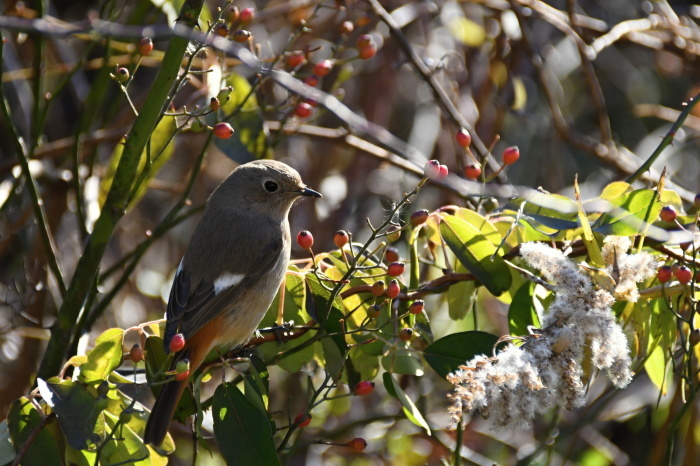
[258,321,295,344]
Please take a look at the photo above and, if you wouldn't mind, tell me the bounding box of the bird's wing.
[163,239,283,351]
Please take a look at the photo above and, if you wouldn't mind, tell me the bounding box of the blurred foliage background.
[1,0,700,464]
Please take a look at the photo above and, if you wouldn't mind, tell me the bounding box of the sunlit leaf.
[8,397,62,465]
[439,215,511,296]
[508,282,542,336]
[381,347,424,376]
[78,328,124,383]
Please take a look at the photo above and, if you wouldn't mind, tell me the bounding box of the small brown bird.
[143,160,321,445]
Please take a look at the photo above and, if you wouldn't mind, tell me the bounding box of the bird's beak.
[299,186,322,198]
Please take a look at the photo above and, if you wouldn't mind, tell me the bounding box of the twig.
[364,0,504,178]
[0,40,67,298]
[627,91,700,183]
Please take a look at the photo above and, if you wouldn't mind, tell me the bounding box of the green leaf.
[439,215,511,296]
[597,181,633,201]
[447,262,476,321]
[98,411,150,465]
[382,372,398,399]
[574,179,604,268]
[350,347,380,381]
[0,421,15,465]
[593,188,661,236]
[217,73,270,163]
[78,328,124,383]
[100,115,177,210]
[423,331,500,379]
[381,347,424,376]
[213,382,281,466]
[7,397,62,465]
[384,374,431,434]
[645,344,671,395]
[305,274,346,354]
[508,282,542,336]
[36,378,106,450]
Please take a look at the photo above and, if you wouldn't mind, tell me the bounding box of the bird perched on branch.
[144,159,321,446]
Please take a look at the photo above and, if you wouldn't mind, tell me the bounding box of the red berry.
[657,265,672,283]
[340,21,354,34]
[169,334,186,353]
[210,97,220,111]
[464,163,481,180]
[502,146,520,165]
[348,438,367,452]
[387,262,405,277]
[456,128,472,148]
[297,230,314,249]
[294,102,313,118]
[227,6,240,23]
[334,230,349,248]
[303,75,319,87]
[174,369,190,381]
[213,122,235,139]
[354,381,375,396]
[386,279,400,299]
[239,7,255,25]
[287,51,305,68]
[129,343,143,363]
[367,304,382,319]
[385,247,399,263]
[294,413,311,428]
[356,34,372,48]
[675,266,692,284]
[410,209,429,226]
[399,328,413,341]
[371,280,385,297]
[233,30,251,42]
[409,300,424,315]
[386,226,401,242]
[313,59,333,77]
[424,160,440,179]
[660,205,678,222]
[424,160,447,180]
[138,37,153,56]
[358,41,377,59]
[214,23,229,37]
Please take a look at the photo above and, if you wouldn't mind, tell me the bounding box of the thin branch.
[364,0,505,179]
[627,91,700,183]
[0,41,67,297]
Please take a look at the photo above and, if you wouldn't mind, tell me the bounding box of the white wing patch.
[214,272,245,294]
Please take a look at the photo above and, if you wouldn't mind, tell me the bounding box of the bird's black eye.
[264,180,278,192]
